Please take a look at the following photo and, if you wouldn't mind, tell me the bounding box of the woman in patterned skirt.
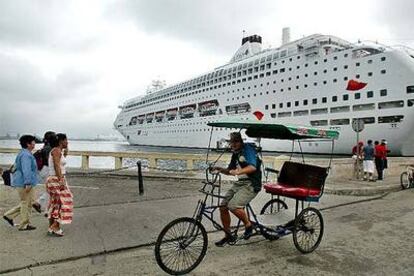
[46,133,73,237]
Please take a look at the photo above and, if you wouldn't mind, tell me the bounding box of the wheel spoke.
[155,218,207,274]
[294,208,323,253]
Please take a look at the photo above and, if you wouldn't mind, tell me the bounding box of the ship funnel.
[241,34,262,45]
[282,27,290,45]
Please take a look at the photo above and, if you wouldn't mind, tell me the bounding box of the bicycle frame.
[191,172,301,240]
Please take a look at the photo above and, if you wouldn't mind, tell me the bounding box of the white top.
[48,149,67,176]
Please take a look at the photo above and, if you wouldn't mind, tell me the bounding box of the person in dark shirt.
[362,140,375,181]
[212,132,261,246]
[33,131,56,214]
[374,140,386,181]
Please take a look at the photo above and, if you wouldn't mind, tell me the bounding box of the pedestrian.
[33,131,56,213]
[46,133,73,237]
[37,131,56,183]
[362,140,375,181]
[374,140,385,181]
[3,135,39,230]
[352,141,364,180]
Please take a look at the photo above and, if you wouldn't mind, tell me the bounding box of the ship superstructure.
[114,32,414,155]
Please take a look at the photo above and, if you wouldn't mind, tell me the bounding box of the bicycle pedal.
[228,237,238,245]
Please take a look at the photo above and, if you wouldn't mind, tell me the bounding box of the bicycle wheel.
[400,172,410,189]
[154,217,208,275]
[293,207,324,254]
[259,198,288,240]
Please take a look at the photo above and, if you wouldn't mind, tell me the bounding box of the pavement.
[0,168,404,274]
[6,189,413,276]
[67,166,403,196]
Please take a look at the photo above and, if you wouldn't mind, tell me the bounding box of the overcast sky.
[0,0,413,138]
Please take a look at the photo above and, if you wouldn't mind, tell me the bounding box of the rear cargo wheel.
[293,207,324,254]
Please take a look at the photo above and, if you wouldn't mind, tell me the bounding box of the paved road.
[6,189,413,276]
[1,175,412,275]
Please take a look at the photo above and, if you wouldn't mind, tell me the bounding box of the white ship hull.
[114,34,414,156]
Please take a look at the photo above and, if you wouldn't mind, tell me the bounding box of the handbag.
[1,169,12,186]
[1,164,16,186]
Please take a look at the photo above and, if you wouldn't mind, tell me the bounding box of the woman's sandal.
[48,228,64,237]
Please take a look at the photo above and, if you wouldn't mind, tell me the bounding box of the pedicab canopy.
[207,118,339,140]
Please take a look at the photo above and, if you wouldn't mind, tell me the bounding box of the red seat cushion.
[263,182,321,199]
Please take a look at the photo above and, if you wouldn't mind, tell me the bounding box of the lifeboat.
[146,113,154,123]
[199,100,219,117]
[225,103,251,115]
[166,108,178,120]
[155,111,165,122]
[179,104,196,119]
[138,115,145,124]
[129,116,138,126]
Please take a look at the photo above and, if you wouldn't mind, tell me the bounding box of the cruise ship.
[114,30,414,156]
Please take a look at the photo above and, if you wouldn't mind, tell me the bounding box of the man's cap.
[229,132,243,143]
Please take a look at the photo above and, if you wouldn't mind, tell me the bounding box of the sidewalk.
[325,176,401,196]
[1,165,403,197]
[67,166,403,196]
[0,171,403,274]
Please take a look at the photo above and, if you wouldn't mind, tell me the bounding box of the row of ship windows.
[135,120,216,129]
[264,89,389,109]
[198,59,383,83]
[128,99,412,130]
[126,55,387,110]
[131,85,413,120]
[132,68,385,110]
[228,87,389,103]
[187,47,380,84]
[130,85,414,120]
[222,70,386,89]
[132,69,389,113]
[215,85,413,104]
[234,40,352,66]
[267,87,414,109]
[139,115,404,135]
[209,60,384,82]
[268,99,413,119]
[311,115,404,126]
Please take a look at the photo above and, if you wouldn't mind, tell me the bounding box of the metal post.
[356,129,359,153]
[356,130,360,180]
[137,161,144,195]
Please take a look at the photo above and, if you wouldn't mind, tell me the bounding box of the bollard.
[137,161,144,195]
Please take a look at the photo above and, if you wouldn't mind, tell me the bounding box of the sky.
[0,0,413,138]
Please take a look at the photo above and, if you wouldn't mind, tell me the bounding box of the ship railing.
[392,45,414,56]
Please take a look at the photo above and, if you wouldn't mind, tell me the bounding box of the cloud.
[1,0,414,140]
[0,54,56,103]
[0,52,112,138]
[109,0,276,54]
[373,0,414,45]
[56,69,99,93]
[0,0,103,52]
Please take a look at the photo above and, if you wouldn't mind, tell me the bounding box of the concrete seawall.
[1,148,413,181]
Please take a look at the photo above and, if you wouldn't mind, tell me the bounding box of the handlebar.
[205,165,221,184]
[265,167,280,175]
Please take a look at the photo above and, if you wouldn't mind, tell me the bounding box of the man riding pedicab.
[212,132,261,246]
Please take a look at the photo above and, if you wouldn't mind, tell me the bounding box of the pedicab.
[154,118,339,275]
